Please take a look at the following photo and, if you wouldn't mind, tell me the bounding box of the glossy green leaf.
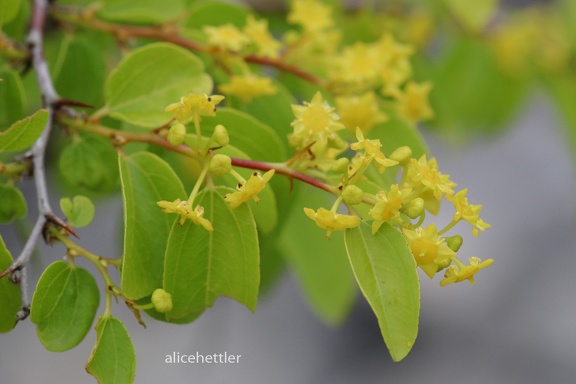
[200,108,286,161]
[119,151,186,300]
[1,0,29,40]
[59,195,95,228]
[59,134,119,192]
[30,261,100,352]
[183,1,249,30]
[0,109,48,153]
[105,43,212,127]
[0,184,27,223]
[98,0,185,24]
[444,0,497,33]
[0,235,21,333]
[345,222,420,362]
[0,0,21,26]
[50,35,106,107]
[279,185,357,326]
[86,316,136,384]
[163,187,259,319]
[0,69,26,129]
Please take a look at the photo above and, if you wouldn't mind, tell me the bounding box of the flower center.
[303,105,330,132]
[411,238,438,265]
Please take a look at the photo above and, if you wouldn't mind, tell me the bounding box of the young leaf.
[106,42,212,127]
[119,151,186,300]
[58,134,119,192]
[163,187,259,320]
[0,184,27,223]
[0,69,26,129]
[98,0,185,25]
[30,261,100,352]
[86,316,136,384]
[0,235,21,333]
[0,109,48,153]
[279,186,357,326]
[344,222,420,362]
[60,195,95,228]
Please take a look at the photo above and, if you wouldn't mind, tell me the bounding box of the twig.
[0,0,72,322]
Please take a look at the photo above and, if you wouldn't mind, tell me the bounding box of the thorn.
[0,265,16,280]
[45,212,79,239]
[288,177,294,193]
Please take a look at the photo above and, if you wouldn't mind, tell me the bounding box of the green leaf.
[429,38,527,138]
[0,235,21,333]
[50,35,107,107]
[241,79,295,149]
[0,184,27,224]
[183,1,249,30]
[444,0,498,33]
[0,69,26,129]
[0,0,21,26]
[163,187,259,319]
[86,316,136,384]
[544,73,576,164]
[119,151,186,300]
[200,108,286,161]
[344,222,420,362]
[59,134,119,192]
[105,42,212,127]
[98,0,185,24]
[0,109,48,153]
[1,0,29,40]
[30,261,100,352]
[59,195,95,228]
[279,186,357,326]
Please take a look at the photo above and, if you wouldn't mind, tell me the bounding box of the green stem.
[438,219,459,236]
[188,156,211,205]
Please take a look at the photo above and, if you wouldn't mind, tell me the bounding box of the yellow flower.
[219,74,277,102]
[165,93,225,123]
[376,34,414,96]
[244,15,282,59]
[203,24,250,52]
[369,184,411,234]
[448,189,492,236]
[402,224,456,279]
[157,199,213,231]
[350,128,398,173]
[288,0,334,33]
[304,207,360,239]
[330,42,381,85]
[440,257,494,286]
[404,155,456,208]
[225,170,275,208]
[289,91,344,154]
[396,81,434,124]
[336,92,388,133]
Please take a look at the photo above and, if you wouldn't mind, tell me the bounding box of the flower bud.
[212,124,229,146]
[167,123,187,146]
[445,235,463,253]
[151,288,173,313]
[390,146,412,165]
[406,197,424,218]
[210,154,232,176]
[436,257,452,273]
[331,158,350,174]
[341,185,364,205]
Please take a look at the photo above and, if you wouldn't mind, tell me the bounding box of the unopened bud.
[151,288,173,313]
[331,158,350,174]
[436,258,452,272]
[390,146,412,165]
[406,197,424,218]
[167,123,186,146]
[210,154,232,176]
[212,124,229,146]
[445,235,463,253]
[341,185,364,205]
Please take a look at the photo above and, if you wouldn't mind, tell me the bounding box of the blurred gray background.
[1,89,575,383]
